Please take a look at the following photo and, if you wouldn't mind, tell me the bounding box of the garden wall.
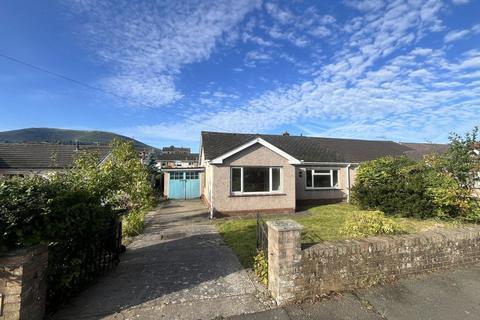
[266,220,480,305]
[0,245,48,320]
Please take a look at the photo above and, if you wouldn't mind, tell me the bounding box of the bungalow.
[199,131,447,217]
[0,143,111,177]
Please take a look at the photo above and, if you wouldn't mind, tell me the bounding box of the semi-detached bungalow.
[162,131,448,217]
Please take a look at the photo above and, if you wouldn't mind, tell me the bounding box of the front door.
[168,171,200,199]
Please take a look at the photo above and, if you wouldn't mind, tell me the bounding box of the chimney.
[282,131,290,136]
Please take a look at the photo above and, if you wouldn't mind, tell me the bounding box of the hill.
[0,128,154,149]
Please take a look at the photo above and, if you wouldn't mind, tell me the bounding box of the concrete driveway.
[52,200,269,320]
[227,263,480,320]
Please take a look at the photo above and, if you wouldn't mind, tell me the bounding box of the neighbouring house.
[161,145,191,155]
[156,152,199,168]
[0,143,110,177]
[197,131,448,217]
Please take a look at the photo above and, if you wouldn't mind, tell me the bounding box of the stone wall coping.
[0,244,47,265]
[266,219,304,232]
[303,225,480,254]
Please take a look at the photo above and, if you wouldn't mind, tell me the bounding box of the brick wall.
[0,245,48,320]
[266,221,480,305]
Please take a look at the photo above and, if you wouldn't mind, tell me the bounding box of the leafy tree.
[443,127,480,191]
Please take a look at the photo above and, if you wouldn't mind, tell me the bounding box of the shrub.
[352,156,436,218]
[342,211,407,238]
[122,209,146,237]
[352,155,472,220]
[253,249,268,285]
[0,176,50,251]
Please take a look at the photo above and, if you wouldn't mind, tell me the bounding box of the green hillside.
[0,128,153,149]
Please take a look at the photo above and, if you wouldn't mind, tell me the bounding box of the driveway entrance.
[53,200,268,320]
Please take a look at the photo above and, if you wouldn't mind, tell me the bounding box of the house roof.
[155,153,199,161]
[201,131,447,163]
[399,143,449,161]
[0,143,111,169]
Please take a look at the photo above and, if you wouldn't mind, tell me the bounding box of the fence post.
[266,220,303,305]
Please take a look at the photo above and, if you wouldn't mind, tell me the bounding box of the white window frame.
[305,168,339,190]
[231,166,283,195]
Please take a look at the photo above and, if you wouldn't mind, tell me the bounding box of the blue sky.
[1,0,479,150]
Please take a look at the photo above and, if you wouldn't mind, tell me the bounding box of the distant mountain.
[0,128,155,150]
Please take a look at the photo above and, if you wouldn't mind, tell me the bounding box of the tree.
[443,127,480,191]
[144,149,160,188]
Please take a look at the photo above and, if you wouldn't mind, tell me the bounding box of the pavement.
[226,264,480,320]
[52,200,270,320]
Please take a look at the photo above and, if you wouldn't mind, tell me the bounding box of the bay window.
[231,167,282,194]
[305,169,339,189]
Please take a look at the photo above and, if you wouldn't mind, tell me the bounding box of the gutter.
[206,160,214,219]
[300,161,359,166]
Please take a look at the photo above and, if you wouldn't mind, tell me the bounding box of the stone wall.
[0,245,48,320]
[266,220,480,305]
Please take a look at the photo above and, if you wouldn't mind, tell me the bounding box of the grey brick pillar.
[266,220,303,305]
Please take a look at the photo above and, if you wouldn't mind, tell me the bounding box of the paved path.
[226,264,480,320]
[53,200,269,320]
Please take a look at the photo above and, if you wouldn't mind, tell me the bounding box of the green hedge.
[352,156,474,220]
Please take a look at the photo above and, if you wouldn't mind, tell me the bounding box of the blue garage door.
[169,171,200,199]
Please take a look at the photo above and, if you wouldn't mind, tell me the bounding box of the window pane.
[332,170,338,187]
[306,169,312,187]
[314,174,331,188]
[314,170,330,174]
[272,168,281,191]
[244,167,269,192]
[231,168,241,192]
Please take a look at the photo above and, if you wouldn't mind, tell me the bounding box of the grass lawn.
[216,204,463,269]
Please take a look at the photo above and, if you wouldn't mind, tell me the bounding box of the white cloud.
[67,0,260,107]
[444,29,470,42]
[451,0,470,5]
[134,0,480,143]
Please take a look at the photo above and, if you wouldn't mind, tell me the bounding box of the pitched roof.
[155,153,199,161]
[0,144,111,169]
[400,142,449,161]
[201,131,446,163]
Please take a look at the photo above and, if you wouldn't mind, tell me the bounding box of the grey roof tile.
[0,144,111,169]
[201,131,447,163]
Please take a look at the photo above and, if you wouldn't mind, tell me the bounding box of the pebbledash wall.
[266,220,480,305]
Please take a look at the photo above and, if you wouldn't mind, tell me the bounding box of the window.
[171,172,184,180]
[185,172,198,179]
[231,167,282,194]
[305,169,339,189]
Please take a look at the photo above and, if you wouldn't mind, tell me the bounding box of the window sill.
[229,192,287,198]
[304,188,341,191]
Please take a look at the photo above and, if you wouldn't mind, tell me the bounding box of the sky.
[0,0,479,151]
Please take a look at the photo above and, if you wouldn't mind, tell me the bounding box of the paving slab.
[284,293,382,320]
[355,265,480,320]
[52,200,268,320]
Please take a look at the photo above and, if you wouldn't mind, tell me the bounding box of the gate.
[256,213,269,254]
[168,171,200,199]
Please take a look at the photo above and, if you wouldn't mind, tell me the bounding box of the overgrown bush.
[253,249,268,285]
[352,127,480,221]
[342,211,407,237]
[0,140,154,308]
[352,156,436,218]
